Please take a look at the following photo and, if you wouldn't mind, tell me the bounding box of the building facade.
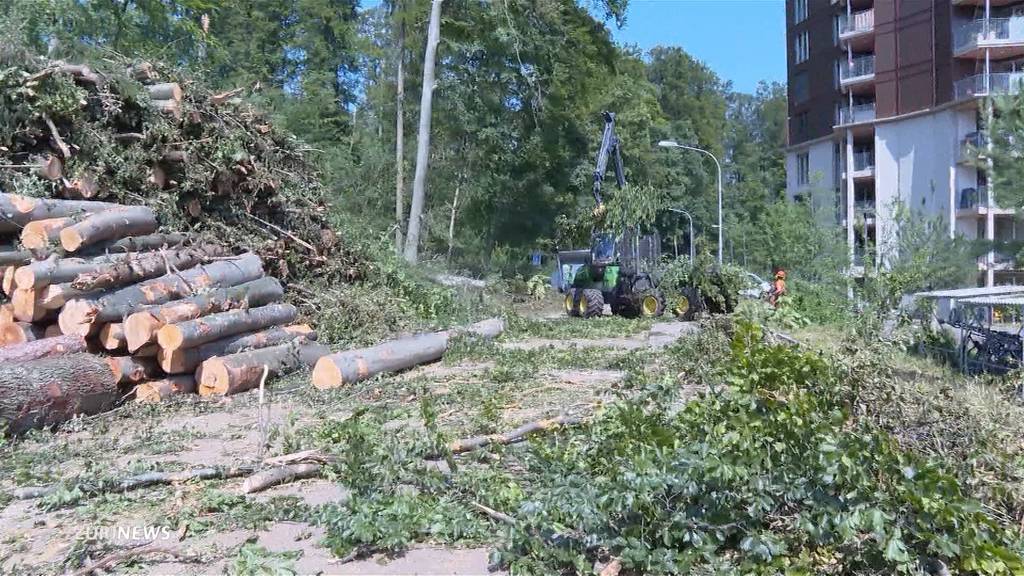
[785,0,1024,286]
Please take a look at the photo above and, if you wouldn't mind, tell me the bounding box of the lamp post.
[658,140,723,264]
[668,208,695,261]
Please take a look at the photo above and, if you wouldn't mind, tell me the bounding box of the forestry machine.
[562,112,666,319]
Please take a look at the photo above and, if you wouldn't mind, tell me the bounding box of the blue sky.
[613,0,787,94]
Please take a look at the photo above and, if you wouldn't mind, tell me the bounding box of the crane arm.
[592,111,625,210]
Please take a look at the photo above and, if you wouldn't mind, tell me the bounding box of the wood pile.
[0,193,322,434]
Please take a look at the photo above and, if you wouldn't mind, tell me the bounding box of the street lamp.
[658,140,723,264]
[668,208,695,261]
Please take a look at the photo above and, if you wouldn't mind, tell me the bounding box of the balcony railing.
[958,131,990,163]
[852,150,874,172]
[840,55,875,83]
[954,72,1024,100]
[960,186,991,209]
[837,102,876,125]
[954,17,1024,55]
[839,9,874,37]
[854,200,875,214]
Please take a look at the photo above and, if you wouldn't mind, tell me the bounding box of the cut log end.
[99,322,126,351]
[155,324,184,353]
[311,359,345,390]
[125,311,163,352]
[58,299,100,337]
[197,359,230,397]
[0,322,44,345]
[135,375,196,403]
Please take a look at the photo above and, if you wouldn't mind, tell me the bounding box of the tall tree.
[394,1,407,254]
[403,0,443,263]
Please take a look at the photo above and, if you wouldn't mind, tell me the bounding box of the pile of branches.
[0,47,358,283]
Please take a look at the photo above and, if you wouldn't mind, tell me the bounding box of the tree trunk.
[15,253,133,290]
[0,193,119,234]
[199,341,330,397]
[0,334,87,364]
[402,0,444,264]
[159,324,313,374]
[0,354,121,434]
[447,180,460,264]
[395,6,406,254]
[58,254,263,336]
[240,463,323,494]
[312,318,503,389]
[69,244,225,292]
[60,207,158,252]
[157,303,297,352]
[21,217,72,250]
[0,250,31,267]
[124,277,283,352]
[0,321,44,345]
[38,283,103,310]
[135,375,196,403]
[106,233,187,254]
[158,324,314,373]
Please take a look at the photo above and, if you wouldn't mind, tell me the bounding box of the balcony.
[839,9,875,50]
[954,18,1024,59]
[957,131,990,164]
[954,72,1024,100]
[851,150,874,180]
[837,102,876,126]
[839,55,876,92]
[854,200,876,224]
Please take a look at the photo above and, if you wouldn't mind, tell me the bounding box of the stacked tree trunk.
[0,193,321,433]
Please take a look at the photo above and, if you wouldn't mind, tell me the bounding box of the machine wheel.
[578,289,605,318]
[564,289,580,317]
[639,290,666,318]
[672,287,701,321]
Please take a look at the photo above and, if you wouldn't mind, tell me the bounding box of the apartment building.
[785,0,1024,286]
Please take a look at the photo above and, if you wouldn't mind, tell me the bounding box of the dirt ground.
[0,310,696,575]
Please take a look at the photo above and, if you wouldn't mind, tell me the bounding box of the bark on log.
[312,318,504,389]
[105,233,187,254]
[0,250,31,266]
[58,254,263,336]
[0,334,86,363]
[0,193,119,234]
[99,322,126,351]
[158,324,314,373]
[198,341,330,396]
[70,245,224,292]
[0,353,120,434]
[0,321,44,344]
[27,64,102,86]
[15,253,129,290]
[135,375,196,403]
[146,83,182,102]
[240,463,322,494]
[125,277,284,352]
[39,283,102,310]
[60,207,158,252]
[20,217,72,250]
[108,356,159,386]
[157,303,297,352]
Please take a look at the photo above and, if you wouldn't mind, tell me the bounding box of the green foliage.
[491,323,1024,574]
[229,543,299,576]
[658,246,747,313]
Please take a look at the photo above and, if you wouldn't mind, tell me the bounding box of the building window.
[793,72,810,103]
[797,152,810,187]
[794,31,809,64]
[794,0,808,23]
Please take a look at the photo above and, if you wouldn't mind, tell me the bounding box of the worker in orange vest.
[768,269,787,308]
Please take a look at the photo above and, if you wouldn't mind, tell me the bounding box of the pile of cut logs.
[0,193,326,434]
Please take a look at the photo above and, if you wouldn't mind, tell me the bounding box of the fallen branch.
[247,212,318,255]
[12,465,256,499]
[444,414,584,456]
[67,542,194,576]
[43,114,71,159]
[470,501,516,525]
[239,463,323,494]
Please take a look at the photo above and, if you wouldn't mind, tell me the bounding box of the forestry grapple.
[562,112,666,319]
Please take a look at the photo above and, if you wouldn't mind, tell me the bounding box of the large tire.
[639,290,666,318]
[672,287,700,321]
[564,289,580,317]
[578,289,604,319]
